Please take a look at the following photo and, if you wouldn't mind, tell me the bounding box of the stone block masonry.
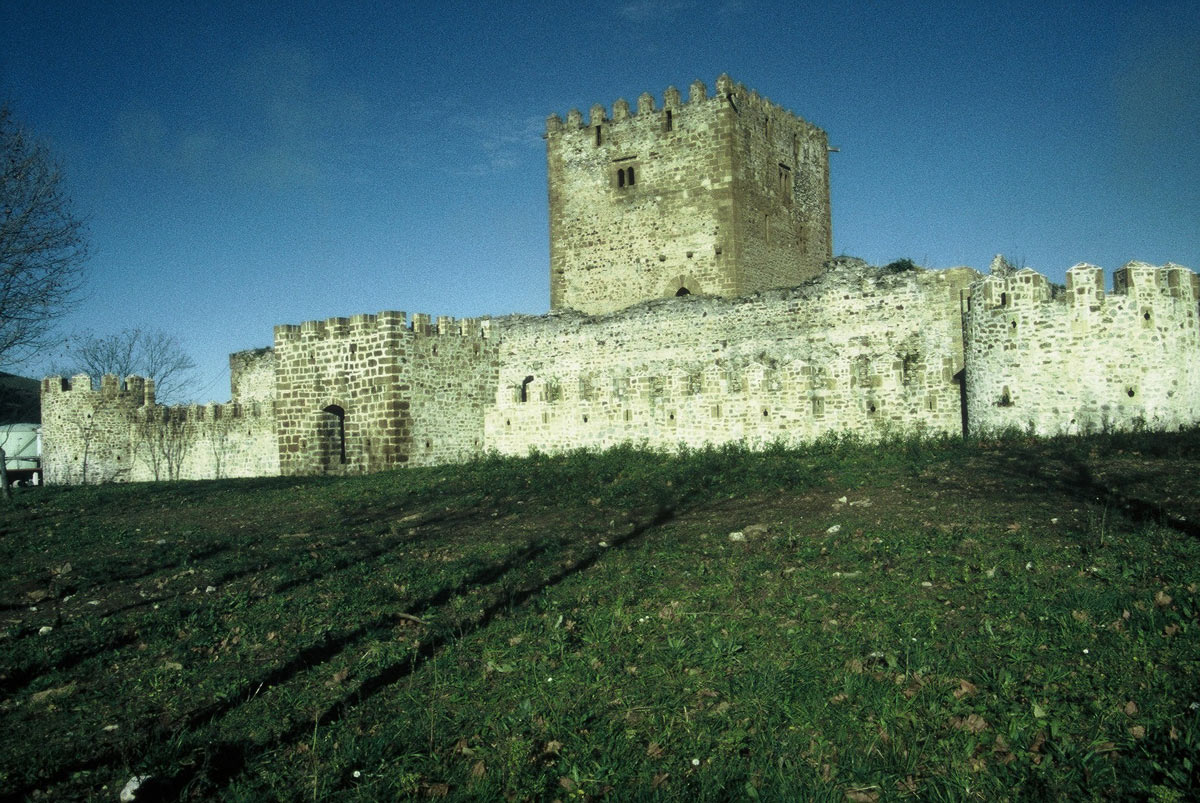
[38,72,1200,483]
[272,311,499,475]
[547,74,832,315]
[486,260,976,454]
[966,262,1200,435]
[40,372,278,484]
[39,259,1200,484]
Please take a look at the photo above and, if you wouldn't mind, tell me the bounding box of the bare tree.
[61,328,197,403]
[0,105,88,369]
[135,408,190,481]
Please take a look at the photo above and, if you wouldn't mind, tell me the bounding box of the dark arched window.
[319,405,346,465]
[618,169,626,188]
[627,166,635,186]
[675,287,691,296]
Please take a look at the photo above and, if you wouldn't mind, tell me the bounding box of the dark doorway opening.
[318,405,347,467]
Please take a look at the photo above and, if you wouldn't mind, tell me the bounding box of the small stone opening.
[675,287,691,297]
[318,405,347,466]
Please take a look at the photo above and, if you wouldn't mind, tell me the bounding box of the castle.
[40,75,1200,484]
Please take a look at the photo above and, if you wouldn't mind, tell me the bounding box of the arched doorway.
[316,405,346,469]
[665,275,700,299]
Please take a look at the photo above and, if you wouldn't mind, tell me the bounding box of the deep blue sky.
[2,1,1197,401]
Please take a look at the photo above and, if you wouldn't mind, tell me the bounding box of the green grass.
[2,431,1199,801]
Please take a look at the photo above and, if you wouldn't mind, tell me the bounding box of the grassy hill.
[1,432,1198,801]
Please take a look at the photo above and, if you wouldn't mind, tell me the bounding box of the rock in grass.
[728,531,746,542]
[119,775,151,801]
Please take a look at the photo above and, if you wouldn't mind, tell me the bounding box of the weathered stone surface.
[547,76,833,315]
[966,263,1200,435]
[37,74,1200,485]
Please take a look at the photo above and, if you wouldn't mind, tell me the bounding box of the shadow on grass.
[7,514,605,800]
[995,443,1200,540]
[155,502,681,799]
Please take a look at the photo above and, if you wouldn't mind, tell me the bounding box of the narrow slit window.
[665,110,673,131]
[595,125,602,146]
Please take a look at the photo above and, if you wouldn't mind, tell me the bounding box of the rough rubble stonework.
[547,75,832,314]
[39,75,1200,484]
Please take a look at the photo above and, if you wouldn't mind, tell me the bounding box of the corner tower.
[546,74,832,315]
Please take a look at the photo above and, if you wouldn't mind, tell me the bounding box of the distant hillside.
[0,373,40,424]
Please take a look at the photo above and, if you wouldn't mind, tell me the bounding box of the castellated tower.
[546,74,833,315]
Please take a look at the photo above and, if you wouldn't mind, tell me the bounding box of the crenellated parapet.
[965,261,1200,436]
[42,373,157,407]
[545,73,823,139]
[40,370,280,484]
[132,399,275,424]
[547,73,833,316]
[970,262,1199,319]
[274,310,490,345]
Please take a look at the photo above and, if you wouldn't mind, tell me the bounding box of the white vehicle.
[2,424,42,486]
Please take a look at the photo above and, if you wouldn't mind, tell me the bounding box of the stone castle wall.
[35,74,1200,482]
[39,260,1200,485]
[485,261,976,454]
[272,311,500,475]
[273,312,411,475]
[966,262,1200,435]
[404,315,500,468]
[547,75,831,315]
[40,374,277,484]
[230,347,276,404]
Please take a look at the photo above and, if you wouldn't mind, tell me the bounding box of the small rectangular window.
[778,163,791,201]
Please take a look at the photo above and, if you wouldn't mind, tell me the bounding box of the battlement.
[547,72,832,315]
[971,262,1198,313]
[546,73,820,136]
[136,399,272,423]
[966,261,1200,437]
[274,310,491,344]
[42,373,157,405]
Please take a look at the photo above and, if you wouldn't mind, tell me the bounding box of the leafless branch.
[60,328,197,402]
[0,105,89,368]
